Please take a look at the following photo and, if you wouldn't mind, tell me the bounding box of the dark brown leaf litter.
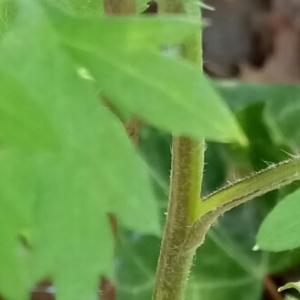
[203,0,300,83]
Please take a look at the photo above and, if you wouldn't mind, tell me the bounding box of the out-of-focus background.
[202,0,300,83]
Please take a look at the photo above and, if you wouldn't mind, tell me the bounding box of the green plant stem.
[183,157,300,252]
[152,3,205,300]
[152,138,205,300]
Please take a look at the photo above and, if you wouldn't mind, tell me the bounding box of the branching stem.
[184,157,300,252]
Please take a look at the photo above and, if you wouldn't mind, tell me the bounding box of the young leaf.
[257,188,300,251]
[73,50,246,143]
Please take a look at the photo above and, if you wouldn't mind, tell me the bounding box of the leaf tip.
[227,129,248,147]
[252,244,260,251]
[238,134,249,147]
[231,125,249,146]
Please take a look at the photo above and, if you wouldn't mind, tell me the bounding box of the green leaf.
[0,2,160,299]
[17,0,159,233]
[257,188,300,252]
[265,94,300,148]
[215,81,300,149]
[201,143,227,196]
[116,232,160,300]
[216,81,268,110]
[0,150,34,300]
[216,81,300,111]
[0,0,16,38]
[138,126,171,195]
[234,102,292,169]
[217,82,300,148]
[185,230,261,300]
[40,0,245,143]
[31,154,115,300]
[0,69,58,151]
[58,0,103,15]
[74,50,246,143]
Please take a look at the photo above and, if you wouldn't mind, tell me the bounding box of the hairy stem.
[183,157,300,252]
[152,138,205,300]
[152,3,204,300]
[199,158,300,217]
